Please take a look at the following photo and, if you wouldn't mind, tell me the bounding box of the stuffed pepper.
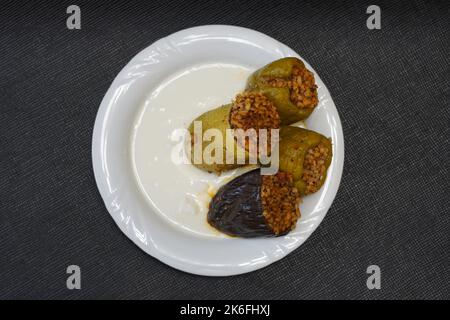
[247,57,319,125]
[278,126,332,195]
[188,92,281,174]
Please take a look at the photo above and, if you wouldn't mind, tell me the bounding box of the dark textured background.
[1,0,449,299]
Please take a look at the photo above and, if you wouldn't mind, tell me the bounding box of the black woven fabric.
[1,0,449,299]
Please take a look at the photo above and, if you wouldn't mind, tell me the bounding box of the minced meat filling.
[302,143,330,194]
[261,172,301,235]
[230,92,280,151]
[265,66,318,109]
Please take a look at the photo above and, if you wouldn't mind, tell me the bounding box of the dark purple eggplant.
[208,169,301,238]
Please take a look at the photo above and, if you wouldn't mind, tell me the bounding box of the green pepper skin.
[188,104,249,174]
[278,126,332,194]
[247,57,315,125]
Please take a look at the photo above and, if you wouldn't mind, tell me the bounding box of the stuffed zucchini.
[278,126,332,195]
[247,57,319,125]
[188,92,280,174]
[208,169,301,238]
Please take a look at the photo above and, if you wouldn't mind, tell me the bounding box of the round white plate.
[92,25,344,276]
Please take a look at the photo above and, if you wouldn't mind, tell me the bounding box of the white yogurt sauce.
[131,63,254,238]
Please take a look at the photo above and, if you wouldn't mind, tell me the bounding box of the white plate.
[92,25,344,276]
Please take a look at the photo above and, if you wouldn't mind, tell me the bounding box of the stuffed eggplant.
[278,126,332,195]
[208,169,301,238]
[188,92,280,174]
[247,57,319,125]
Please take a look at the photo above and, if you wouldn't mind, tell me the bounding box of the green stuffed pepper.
[188,92,281,174]
[247,57,319,125]
[278,126,332,195]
